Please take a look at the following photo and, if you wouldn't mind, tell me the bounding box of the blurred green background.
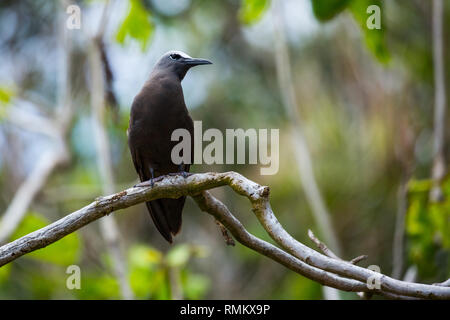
[0,0,449,299]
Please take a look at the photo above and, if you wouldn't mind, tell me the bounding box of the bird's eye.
[170,54,181,60]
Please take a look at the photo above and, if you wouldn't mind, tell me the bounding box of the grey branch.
[0,172,449,300]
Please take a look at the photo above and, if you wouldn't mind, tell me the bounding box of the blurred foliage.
[239,0,270,25]
[348,0,390,63]
[407,178,450,280]
[311,0,350,21]
[311,0,390,63]
[128,244,209,299]
[116,0,154,51]
[12,212,81,266]
[0,86,13,120]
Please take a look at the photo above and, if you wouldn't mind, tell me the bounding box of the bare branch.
[430,0,447,201]
[87,0,133,299]
[88,15,133,298]
[308,229,341,260]
[350,255,368,265]
[308,229,367,265]
[0,172,449,299]
[308,229,368,299]
[271,0,341,256]
[214,219,235,246]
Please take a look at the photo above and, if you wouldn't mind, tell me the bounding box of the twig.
[308,230,368,265]
[215,219,235,246]
[308,229,368,299]
[308,229,340,260]
[350,255,368,265]
[0,172,449,299]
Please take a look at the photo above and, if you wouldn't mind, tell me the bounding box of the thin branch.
[88,0,133,300]
[271,0,341,255]
[0,172,449,299]
[309,229,368,299]
[430,0,447,202]
[392,178,409,279]
[308,229,367,265]
[215,220,235,246]
[308,229,341,260]
[350,255,368,265]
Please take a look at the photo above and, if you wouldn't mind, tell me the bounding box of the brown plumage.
[127,51,212,243]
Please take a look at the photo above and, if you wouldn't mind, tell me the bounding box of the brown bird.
[127,51,212,243]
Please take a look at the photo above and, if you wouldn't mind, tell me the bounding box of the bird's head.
[154,50,212,81]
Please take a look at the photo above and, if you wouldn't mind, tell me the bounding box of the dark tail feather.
[146,197,186,243]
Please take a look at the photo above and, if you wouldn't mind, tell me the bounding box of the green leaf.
[406,176,450,278]
[181,272,210,299]
[129,244,162,269]
[348,0,390,63]
[75,274,120,299]
[12,213,81,266]
[310,0,390,64]
[0,264,11,285]
[115,0,154,51]
[239,0,270,25]
[311,0,351,21]
[0,86,14,120]
[128,244,164,298]
[166,244,191,268]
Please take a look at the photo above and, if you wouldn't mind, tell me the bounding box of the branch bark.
[0,172,449,300]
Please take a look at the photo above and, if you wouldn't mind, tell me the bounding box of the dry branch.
[0,172,449,300]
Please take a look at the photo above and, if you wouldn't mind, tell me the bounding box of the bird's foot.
[180,171,190,178]
[179,164,191,178]
[167,171,192,178]
[134,176,164,188]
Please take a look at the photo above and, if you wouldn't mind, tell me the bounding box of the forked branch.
[0,172,448,300]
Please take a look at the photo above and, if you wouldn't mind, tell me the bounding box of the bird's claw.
[134,177,158,188]
[180,171,189,178]
[134,172,189,188]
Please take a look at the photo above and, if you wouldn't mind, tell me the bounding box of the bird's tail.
[145,197,185,243]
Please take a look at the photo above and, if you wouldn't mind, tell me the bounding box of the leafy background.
[0,0,448,299]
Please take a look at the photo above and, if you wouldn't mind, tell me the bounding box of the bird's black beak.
[183,57,212,66]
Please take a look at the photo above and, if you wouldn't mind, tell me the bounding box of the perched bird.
[127,51,212,243]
